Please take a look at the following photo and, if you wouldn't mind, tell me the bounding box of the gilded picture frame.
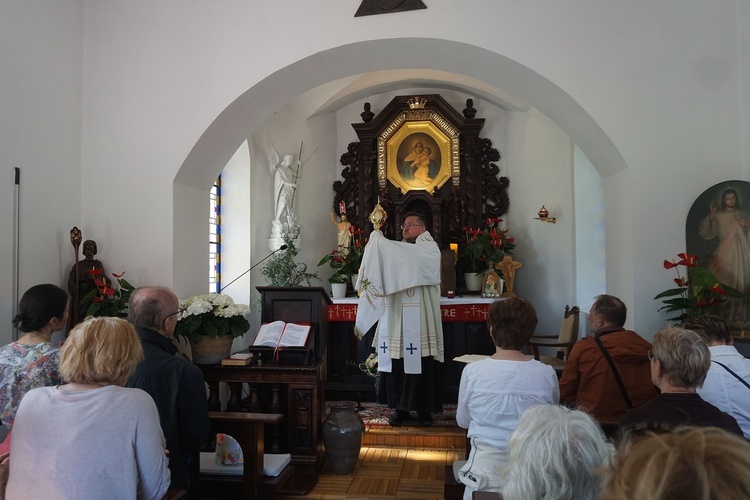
[383,120,453,194]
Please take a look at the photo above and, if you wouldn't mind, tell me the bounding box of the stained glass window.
[209,178,221,293]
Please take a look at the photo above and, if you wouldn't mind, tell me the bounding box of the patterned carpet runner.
[327,402,458,427]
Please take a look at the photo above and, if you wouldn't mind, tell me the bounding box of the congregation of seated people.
[0,284,208,499]
[1,285,749,499]
[452,295,750,499]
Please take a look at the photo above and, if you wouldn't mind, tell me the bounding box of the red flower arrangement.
[654,252,741,321]
[81,270,135,318]
[460,218,515,274]
[318,225,367,283]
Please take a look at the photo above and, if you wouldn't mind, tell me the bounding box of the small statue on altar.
[330,210,352,253]
[498,254,522,298]
[68,239,106,327]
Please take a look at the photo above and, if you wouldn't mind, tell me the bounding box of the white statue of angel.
[263,134,316,242]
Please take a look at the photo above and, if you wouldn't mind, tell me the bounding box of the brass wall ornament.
[407,96,427,109]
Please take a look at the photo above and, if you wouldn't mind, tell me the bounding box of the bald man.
[127,286,210,491]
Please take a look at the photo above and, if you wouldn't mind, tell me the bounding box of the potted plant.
[459,218,515,290]
[346,228,366,285]
[261,225,318,287]
[654,252,742,322]
[318,225,367,297]
[80,270,135,319]
[174,293,251,364]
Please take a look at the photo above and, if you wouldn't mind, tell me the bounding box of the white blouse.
[457,357,559,450]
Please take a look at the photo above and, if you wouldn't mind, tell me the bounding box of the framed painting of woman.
[385,120,452,194]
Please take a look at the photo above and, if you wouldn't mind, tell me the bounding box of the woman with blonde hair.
[618,327,742,436]
[6,317,170,499]
[602,426,750,499]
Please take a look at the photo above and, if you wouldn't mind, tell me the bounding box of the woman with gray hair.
[501,404,615,500]
[618,327,742,436]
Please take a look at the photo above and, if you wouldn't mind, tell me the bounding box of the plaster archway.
[173,37,626,295]
[175,38,625,190]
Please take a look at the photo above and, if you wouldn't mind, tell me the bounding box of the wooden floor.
[280,424,466,500]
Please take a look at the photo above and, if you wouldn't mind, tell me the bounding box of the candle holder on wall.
[534,205,557,224]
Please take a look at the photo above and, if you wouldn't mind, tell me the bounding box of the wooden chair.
[196,411,289,500]
[527,305,580,373]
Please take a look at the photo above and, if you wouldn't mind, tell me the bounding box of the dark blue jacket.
[127,327,210,490]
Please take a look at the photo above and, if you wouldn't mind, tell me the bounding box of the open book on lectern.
[252,321,312,348]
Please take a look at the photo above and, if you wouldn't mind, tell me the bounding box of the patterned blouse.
[0,342,62,427]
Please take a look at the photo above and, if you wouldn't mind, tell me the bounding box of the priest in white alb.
[354,212,444,426]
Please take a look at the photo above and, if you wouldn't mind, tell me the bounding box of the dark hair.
[403,211,426,227]
[681,315,732,345]
[487,297,538,350]
[593,294,627,328]
[12,284,68,332]
[721,189,740,210]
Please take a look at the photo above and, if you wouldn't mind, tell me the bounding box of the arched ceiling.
[175,38,626,191]
[309,69,531,117]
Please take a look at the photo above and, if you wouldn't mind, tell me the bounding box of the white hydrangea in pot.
[174,293,250,364]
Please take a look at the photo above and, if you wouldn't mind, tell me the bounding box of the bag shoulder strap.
[712,360,750,391]
[593,335,634,409]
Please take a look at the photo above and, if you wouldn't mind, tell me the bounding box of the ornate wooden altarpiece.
[332,94,508,248]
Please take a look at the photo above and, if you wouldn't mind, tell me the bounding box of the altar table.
[325,296,497,403]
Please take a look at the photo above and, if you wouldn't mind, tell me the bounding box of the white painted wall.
[242,99,339,338]
[574,145,606,336]
[4,1,749,345]
[506,108,575,334]
[0,0,84,342]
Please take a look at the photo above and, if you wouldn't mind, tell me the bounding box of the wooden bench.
[197,411,286,500]
[444,465,465,500]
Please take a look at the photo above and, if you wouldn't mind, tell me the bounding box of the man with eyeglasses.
[355,212,444,426]
[127,286,210,491]
[559,294,657,434]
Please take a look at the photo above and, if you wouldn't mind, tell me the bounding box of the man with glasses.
[355,212,444,426]
[127,286,210,491]
[559,294,656,434]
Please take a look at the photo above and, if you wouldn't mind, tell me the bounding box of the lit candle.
[450,243,458,262]
[339,201,346,215]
